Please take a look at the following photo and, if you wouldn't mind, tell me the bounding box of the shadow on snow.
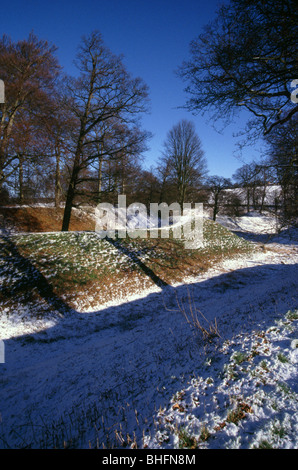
[0,231,298,448]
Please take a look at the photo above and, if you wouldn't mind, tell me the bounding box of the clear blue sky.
[0,0,265,178]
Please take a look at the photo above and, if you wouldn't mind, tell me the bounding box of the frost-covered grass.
[146,310,298,450]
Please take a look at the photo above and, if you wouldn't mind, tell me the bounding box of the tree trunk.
[260,185,266,213]
[246,187,250,212]
[213,193,219,221]
[178,182,186,208]
[98,155,103,203]
[61,180,75,231]
[97,140,104,204]
[55,147,62,207]
[18,154,24,204]
[0,154,4,194]
[61,146,82,231]
[0,136,7,194]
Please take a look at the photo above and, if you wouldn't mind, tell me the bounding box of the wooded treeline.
[0,32,210,229]
[0,0,297,229]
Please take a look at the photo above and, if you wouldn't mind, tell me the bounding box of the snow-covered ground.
[0,213,297,449]
[216,211,279,235]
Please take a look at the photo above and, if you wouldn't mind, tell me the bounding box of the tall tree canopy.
[178,0,298,137]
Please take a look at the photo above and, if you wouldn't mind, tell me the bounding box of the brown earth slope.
[0,206,96,232]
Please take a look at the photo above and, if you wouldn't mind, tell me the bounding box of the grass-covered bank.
[0,219,254,311]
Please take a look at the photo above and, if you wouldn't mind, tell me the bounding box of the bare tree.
[178,0,298,138]
[61,31,150,231]
[206,175,232,221]
[233,161,275,214]
[160,120,207,206]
